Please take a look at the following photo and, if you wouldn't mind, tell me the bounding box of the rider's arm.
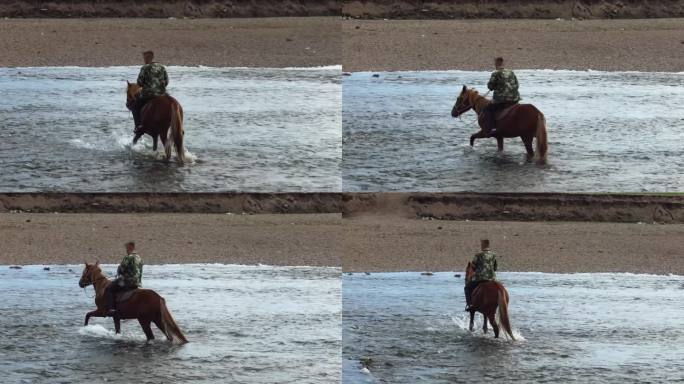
[162,68,169,87]
[511,73,519,90]
[136,67,146,87]
[487,72,499,91]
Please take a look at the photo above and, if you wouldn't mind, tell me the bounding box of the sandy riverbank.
[0,17,340,67]
[343,18,684,71]
[0,213,342,267]
[343,215,684,274]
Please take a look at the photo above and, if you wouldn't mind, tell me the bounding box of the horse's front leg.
[133,132,144,145]
[497,136,504,152]
[470,130,488,147]
[152,134,159,151]
[469,310,475,332]
[114,316,121,334]
[483,315,488,334]
[85,308,105,326]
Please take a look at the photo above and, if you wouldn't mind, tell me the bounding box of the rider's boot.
[131,100,143,135]
[486,112,497,136]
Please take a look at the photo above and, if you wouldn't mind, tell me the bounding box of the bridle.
[81,266,108,298]
[454,89,491,127]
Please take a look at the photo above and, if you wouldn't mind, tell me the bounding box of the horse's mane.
[127,83,142,98]
[465,87,490,112]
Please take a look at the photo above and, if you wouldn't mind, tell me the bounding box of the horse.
[78,261,188,343]
[451,85,548,165]
[464,261,515,340]
[126,82,185,163]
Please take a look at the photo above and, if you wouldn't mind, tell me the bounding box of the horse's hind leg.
[153,316,171,341]
[483,316,488,334]
[522,136,534,162]
[152,135,159,151]
[469,311,475,332]
[139,318,155,341]
[488,312,500,338]
[496,137,504,152]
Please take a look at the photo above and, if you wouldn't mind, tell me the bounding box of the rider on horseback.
[483,57,520,135]
[129,50,169,134]
[105,241,143,317]
[465,239,498,311]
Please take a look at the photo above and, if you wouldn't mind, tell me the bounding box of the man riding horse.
[128,50,169,135]
[464,239,498,311]
[105,241,143,318]
[483,57,520,135]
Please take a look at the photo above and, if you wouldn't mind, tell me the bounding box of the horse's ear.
[462,85,467,92]
[126,80,130,86]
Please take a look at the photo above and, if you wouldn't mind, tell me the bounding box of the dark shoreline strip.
[1,1,341,18]
[2,192,684,223]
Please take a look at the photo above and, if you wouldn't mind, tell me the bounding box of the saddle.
[494,103,522,121]
[115,288,140,303]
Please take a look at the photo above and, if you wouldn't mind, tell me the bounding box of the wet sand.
[0,17,340,67]
[0,213,341,267]
[343,215,684,274]
[343,18,684,71]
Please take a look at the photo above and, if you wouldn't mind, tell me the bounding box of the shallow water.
[0,66,341,192]
[342,70,684,192]
[343,272,684,383]
[0,264,341,383]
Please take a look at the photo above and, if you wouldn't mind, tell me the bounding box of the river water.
[342,70,684,192]
[0,264,341,383]
[0,66,341,192]
[343,271,684,383]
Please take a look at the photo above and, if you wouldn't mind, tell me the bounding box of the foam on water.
[0,66,340,192]
[343,70,684,192]
[0,264,341,383]
[343,271,684,383]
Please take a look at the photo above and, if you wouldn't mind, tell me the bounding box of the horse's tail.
[160,298,188,344]
[497,285,515,341]
[535,112,548,165]
[169,101,185,163]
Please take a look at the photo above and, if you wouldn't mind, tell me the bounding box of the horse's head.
[451,85,474,118]
[78,261,100,288]
[465,261,475,285]
[126,81,142,108]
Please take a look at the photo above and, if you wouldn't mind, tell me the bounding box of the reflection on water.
[0,264,341,383]
[343,272,684,383]
[0,66,341,192]
[343,70,684,192]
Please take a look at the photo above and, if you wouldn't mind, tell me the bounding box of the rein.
[456,90,490,129]
[82,270,109,299]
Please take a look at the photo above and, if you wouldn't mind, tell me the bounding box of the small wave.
[450,313,525,342]
[78,324,147,342]
[78,324,122,339]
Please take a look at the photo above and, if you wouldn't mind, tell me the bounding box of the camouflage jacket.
[472,249,498,281]
[487,69,520,104]
[137,62,169,98]
[117,252,143,287]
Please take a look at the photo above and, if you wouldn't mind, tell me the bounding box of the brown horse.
[78,261,188,343]
[126,82,186,163]
[451,85,548,165]
[464,261,515,340]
